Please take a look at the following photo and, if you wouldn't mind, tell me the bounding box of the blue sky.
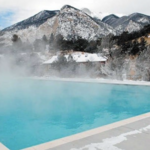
[0,11,15,29]
[0,0,150,30]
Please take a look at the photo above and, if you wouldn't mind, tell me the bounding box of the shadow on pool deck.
[21,112,150,150]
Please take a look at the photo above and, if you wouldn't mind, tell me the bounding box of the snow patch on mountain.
[137,17,150,24]
[115,20,143,34]
[126,20,143,33]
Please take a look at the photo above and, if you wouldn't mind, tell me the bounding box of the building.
[43,52,107,74]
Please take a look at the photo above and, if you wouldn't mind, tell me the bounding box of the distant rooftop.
[43,52,107,64]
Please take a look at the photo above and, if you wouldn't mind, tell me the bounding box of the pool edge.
[0,143,9,150]
[30,77,150,86]
[22,112,150,150]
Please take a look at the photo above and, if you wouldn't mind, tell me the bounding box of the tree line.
[112,24,150,45]
[7,34,102,54]
[111,25,150,55]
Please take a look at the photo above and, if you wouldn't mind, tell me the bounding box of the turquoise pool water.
[0,79,150,150]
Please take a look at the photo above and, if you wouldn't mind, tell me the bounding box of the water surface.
[0,79,150,150]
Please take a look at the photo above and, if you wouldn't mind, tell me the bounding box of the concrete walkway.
[23,113,150,150]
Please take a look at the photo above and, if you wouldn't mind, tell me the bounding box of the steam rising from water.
[0,78,150,149]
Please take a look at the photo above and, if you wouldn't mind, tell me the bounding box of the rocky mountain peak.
[102,14,119,22]
[34,10,59,20]
[53,5,116,41]
[102,14,120,27]
[61,5,78,11]
[129,12,146,18]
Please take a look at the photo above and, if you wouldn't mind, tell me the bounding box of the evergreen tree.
[129,40,140,55]
[11,34,23,53]
[42,35,48,43]
[140,38,147,52]
[12,34,19,42]
[49,34,54,44]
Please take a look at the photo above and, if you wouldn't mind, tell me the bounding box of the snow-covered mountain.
[0,5,116,45]
[48,5,115,40]
[1,5,150,47]
[102,13,150,33]
[2,10,59,32]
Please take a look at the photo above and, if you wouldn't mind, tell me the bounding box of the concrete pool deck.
[0,143,9,150]
[22,112,150,150]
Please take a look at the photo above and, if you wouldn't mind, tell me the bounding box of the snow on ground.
[43,56,58,64]
[71,125,150,150]
[32,76,150,86]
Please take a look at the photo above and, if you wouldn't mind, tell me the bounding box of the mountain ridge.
[102,14,119,24]
[2,10,59,32]
[102,12,150,33]
[0,5,116,44]
[1,5,150,46]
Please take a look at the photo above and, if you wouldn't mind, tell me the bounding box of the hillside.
[102,13,150,33]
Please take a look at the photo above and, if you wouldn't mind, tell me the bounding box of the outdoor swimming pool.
[0,79,150,150]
